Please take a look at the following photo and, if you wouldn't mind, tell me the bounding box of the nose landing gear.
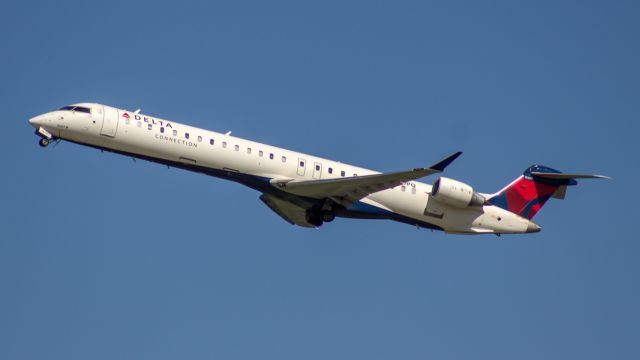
[34,127,55,148]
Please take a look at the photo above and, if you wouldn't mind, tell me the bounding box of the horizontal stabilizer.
[531,172,611,180]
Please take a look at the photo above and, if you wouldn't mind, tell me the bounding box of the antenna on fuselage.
[225,131,232,136]
[134,109,141,114]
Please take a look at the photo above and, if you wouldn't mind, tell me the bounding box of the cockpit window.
[75,106,91,114]
[58,105,91,114]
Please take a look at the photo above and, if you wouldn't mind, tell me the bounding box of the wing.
[259,193,315,228]
[271,152,462,207]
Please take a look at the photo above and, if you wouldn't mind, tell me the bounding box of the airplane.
[28,103,609,235]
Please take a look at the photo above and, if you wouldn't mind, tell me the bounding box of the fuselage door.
[313,162,322,179]
[100,106,119,137]
[297,158,306,177]
[91,106,104,134]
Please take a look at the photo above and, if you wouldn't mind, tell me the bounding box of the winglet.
[429,151,462,172]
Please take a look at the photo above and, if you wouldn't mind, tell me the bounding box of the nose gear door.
[100,106,119,137]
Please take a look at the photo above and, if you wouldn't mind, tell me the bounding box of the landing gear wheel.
[39,138,50,147]
[306,211,324,227]
[307,216,323,227]
[322,212,335,222]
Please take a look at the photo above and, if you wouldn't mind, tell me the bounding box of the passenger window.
[209,139,214,145]
[341,170,345,177]
[185,133,189,139]
[247,148,252,154]
[259,150,263,157]
[172,129,177,136]
[401,186,406,192]
[411,187,416,194]
[269,153,274,160]
[282,156,286,163]
[328,167,333,174]
[300,161,305,167]
[353,173,358,177]
[222,141,227,148]
[315,165,320,171]
[148,124,152,130]
[198,136,202,142]
[160,127,164,133]
[137,121,141,127]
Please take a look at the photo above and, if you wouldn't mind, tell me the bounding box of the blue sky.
[2,0,639,359]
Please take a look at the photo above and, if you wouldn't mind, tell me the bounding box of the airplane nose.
[29,114,46,128]
[526,221,541,233]
[28,117,38,128]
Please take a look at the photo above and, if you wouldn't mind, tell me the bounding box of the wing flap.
[259,194,315,228]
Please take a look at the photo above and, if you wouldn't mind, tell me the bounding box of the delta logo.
[121,112,173,128]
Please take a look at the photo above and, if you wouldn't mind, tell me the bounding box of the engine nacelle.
[431,177,485,208]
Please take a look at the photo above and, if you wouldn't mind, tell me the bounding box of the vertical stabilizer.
[489,165,578,219]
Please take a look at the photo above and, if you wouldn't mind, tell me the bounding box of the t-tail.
[488,165,609,219]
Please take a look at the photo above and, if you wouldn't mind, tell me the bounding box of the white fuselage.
[29,103,535,234]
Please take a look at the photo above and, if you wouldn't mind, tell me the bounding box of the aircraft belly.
[362,190,446,229]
